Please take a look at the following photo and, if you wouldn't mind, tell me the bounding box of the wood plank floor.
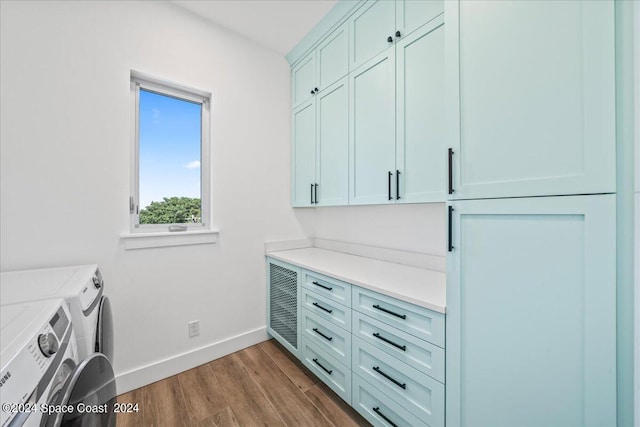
[116,340,370,426]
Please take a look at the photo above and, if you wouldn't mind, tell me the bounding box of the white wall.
[0,0,315,391]
[312,204,446,256]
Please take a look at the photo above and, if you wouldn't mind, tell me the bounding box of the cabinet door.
[446,194,616,427]
[316,77,349,206]
[267,258,301,359]
[396,17,445,203]
[349,0,396,70]
[349,50,396,205]
[317,24,349,91]
[396,0,443,38]
[292,52,316,109]
[446,0,615,199]
[291,101,316,207]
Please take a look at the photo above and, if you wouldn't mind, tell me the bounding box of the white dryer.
[0,299,116,427]
[1,265,113,362]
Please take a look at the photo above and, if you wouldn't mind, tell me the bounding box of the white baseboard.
[115,327,269,395]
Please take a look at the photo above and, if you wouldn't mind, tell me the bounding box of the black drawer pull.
[313,328,333,341]
[312,302,333,313]
[448,205,454,252]
[312,358,332,375]
[373,366,406,389]
[312,281,333,291]
[373,407,398,427]
[373,332,406,351]
[448,148,454,194]
[372,304,406,319]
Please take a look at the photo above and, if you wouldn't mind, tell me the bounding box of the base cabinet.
[446,194,616,427]
[267,259,446,426]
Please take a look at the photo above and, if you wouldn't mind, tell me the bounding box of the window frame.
[129,71,211,234]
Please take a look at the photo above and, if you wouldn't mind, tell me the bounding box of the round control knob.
[38,333,59,358]
[92,275,102,289]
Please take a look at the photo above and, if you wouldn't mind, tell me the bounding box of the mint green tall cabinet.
[349,48,396,205]
[444,1,618,426]
[350,14,445,205]
[291,100,316,207]
[446,195,617,426]
[445,0,615,200]
[396,17,445,203]
[291,24,349,207]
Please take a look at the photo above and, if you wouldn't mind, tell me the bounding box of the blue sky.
[139,89,201,209]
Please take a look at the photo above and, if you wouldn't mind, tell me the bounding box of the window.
[130,72,211,234]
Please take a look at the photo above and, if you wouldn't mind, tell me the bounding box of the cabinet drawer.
[352,286,444,347]
[301,337,351,404]
[301,287,351,331]
[301,309,351,366]
[302,270,351,306]
[352,374,430,427]
[352,311,444,383]
[352,337,444,423]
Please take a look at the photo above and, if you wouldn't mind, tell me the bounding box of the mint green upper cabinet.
[396,0,443,38]
[446,0,615,200]
[349,50,396,205]
[317,24,349,91]
[292,24,348,111]
[349,0,396,70]
[317,78,349,206]
[446,194,616,426]
[396,17,445,203]
[291,101,316,207]
[292,77,349,207]
[292,53,316,110]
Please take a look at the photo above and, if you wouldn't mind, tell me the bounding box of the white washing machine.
[1,265,113,363]
[0,299,116,427]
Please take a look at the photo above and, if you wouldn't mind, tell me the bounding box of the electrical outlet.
[188,320,199,338]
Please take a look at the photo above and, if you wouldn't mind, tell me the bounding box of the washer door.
[96,297,113,362]
[46,353,116,427]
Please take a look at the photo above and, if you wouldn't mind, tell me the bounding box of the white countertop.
[266,247,446,313]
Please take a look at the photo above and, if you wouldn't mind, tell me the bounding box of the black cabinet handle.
[314,87,319,93]
[373,407,398,427]
[387,36,393,43]
[312,281,332,291]
[310,184,314,204]
[396,170,400,200]
[388,171,392,200]
[448,205,454,252]
[373,366,406,389]
[314,183,318,204]
[312,302,333,313]
[373,304,406,319]
[313,358,332,375]
[313,328,333,341]
[395,30,402,38]
[448,148,454,194]
[310,89,315,95]
[373,332,406,351]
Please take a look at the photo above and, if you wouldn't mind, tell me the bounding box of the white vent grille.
[269,263,298,349]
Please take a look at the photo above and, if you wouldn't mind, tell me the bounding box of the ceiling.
[172,0,338,56]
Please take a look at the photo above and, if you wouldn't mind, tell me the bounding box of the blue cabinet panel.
[446,0,615,199]
[446,194,616,426]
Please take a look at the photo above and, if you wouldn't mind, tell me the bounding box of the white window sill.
[120,230,219,250]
